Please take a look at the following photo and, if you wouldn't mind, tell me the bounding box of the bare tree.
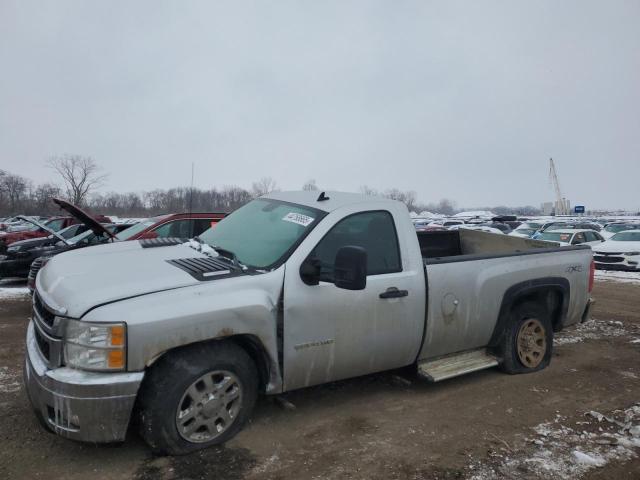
[251,177,278,197]
[1,173,30,212]
[32,183,62,214]
[302,179,319,191]
[47,155,107,206]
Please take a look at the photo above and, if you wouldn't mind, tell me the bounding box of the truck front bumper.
[24,321,144,443]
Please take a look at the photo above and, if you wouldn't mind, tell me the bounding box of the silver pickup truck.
[24,191,594,454]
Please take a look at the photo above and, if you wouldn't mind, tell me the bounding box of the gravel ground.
[0,278,638,480]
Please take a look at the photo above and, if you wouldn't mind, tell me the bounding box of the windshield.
[45,218,66,231]
[538,232,572,243]
[606,224,640,233]
[199,199,323,269]
[611,231,640,242]
[58,225,83,239]
[520,222,542,230]
[116,217,161,240]
[69,225,117,245]
[545,224,571,231]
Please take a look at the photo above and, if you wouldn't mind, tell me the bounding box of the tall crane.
[548,158,568,215]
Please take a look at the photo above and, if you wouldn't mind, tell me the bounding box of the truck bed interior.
[418,229,557,262]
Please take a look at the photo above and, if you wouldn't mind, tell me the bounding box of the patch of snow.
[0,287,30,300]
[468,404,640,479]
[573,450,605,466]
[182,239,219,257]
[0,367,21,393]
[453,210,495,219]
[554,319,631,346]
[595,270,640,285]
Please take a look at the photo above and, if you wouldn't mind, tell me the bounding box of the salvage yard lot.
[1,277,639,480]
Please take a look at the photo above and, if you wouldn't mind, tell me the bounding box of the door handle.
[379,287,409,299]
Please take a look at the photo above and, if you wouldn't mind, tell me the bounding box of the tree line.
[1,155,542,218]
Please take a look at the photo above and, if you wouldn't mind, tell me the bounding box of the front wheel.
[137,341,258,455]
[500,301,553,374]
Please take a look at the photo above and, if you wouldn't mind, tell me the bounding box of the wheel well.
[227,334,271,392]
[512,288,565,332]
[489,279,569,348]
[145,335,272,393]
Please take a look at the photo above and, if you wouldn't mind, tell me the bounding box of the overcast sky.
[1,1,638,210]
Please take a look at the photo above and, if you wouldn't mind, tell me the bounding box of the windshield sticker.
[282,212,315,227]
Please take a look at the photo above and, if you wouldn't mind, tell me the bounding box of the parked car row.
[412,215,640,272]
[0,199,227,286]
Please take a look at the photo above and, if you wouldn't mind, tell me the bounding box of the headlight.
[7,246,20,253]
[63,319,126,371]
[623,252,640,256]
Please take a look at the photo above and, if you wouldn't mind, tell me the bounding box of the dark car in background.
[0,221,93,279]
[0,213,110,253]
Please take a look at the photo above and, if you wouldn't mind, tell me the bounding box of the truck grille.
[28,258,45,282]
[32,291,63,368]
[34,293,55,328]
[34,326,51,361]
[594,256,624,263]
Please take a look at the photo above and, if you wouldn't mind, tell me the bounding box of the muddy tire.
[500,301,553,374]
[136,341,258,455]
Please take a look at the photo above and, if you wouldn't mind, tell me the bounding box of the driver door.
[281,210,423,391]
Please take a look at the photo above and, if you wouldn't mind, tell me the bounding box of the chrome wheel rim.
[175,370,242,443]
[516,318,546,368]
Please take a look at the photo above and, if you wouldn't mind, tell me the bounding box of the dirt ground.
[1,279,639,480]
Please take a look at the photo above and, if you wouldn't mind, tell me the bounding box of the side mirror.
[300,256,321,286]
[334,246,367,290]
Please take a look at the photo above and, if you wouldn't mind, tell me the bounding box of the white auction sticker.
[282,212,315,227]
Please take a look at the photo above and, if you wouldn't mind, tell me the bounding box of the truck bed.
[418,229,557,261]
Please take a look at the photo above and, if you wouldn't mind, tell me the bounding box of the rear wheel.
[137,341,258,455]
[500,301,553,374]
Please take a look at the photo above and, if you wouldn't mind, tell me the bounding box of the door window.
[311,211,401,282]
[193,219,215,237]
[572,233,586,244]
[153,219,194,238]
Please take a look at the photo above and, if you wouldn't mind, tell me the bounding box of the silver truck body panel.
[37,241,204,318]
[421,247,591,360]
[85,268,285,392]
[281,199,426,390]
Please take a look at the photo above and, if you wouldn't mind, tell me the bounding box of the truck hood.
[52,198,115,240]
[36,241,235,318]
[594,240,640,254]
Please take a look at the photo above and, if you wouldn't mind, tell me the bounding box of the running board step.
[417,349,499,382]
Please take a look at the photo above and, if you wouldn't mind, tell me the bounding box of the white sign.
[282,212,315,227]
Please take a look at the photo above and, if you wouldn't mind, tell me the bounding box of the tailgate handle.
[379,287,409,299]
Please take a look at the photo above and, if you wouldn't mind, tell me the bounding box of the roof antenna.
[317,191,330,202]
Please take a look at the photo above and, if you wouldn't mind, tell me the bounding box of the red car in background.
[0,214,110,254]
[115,212,226,241]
